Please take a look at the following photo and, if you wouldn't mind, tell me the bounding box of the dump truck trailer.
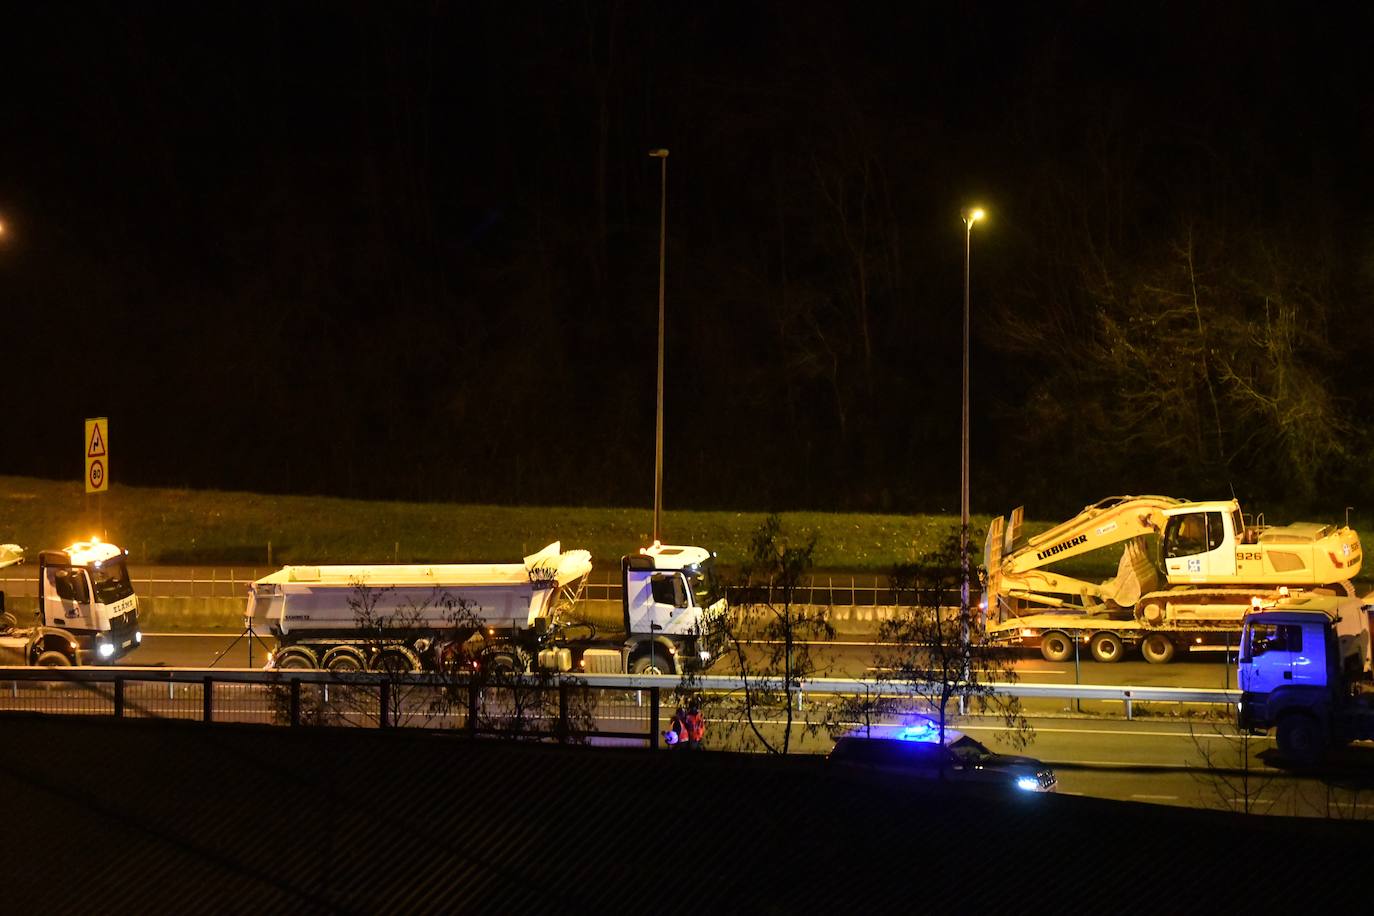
[256,541,725,675]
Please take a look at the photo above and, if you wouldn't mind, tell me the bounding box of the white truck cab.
[618,543,726,674]
[37,540,142,663]
[1238,596,1374,762]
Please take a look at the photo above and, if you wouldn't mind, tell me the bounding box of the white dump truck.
[255,541,725,675]
[0,540,143,666]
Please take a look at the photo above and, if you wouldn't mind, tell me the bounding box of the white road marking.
[958,723,1274,742]
[1130,794,1179,800]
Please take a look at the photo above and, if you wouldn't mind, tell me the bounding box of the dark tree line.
[3,3,1373,517]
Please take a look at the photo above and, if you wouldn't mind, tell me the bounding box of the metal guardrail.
[0,667,1237,730]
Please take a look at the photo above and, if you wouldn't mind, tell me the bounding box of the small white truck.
[0,540,143,666]
[1237,592,1374,763]
[255,541,725,676]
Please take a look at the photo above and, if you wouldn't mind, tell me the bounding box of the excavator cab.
[1160,508,1238,581]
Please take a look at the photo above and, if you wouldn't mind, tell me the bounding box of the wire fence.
[1,567,970,609]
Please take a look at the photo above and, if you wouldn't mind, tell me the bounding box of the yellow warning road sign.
[85,417,109,493]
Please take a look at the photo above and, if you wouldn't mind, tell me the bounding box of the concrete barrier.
[137,596,248,631]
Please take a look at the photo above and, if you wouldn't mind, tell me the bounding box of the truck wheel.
[1040,632,1073,663]
[1089,632,1124,663]
[34,650,73,667]
[0,611,16,630]
[1276,713,1326,765]
[1140,634,1175,664]
[371,647,419,674]
[322,647,365,673]
[274,647,318,670]
[483,647,531,674]
[631,652,675,675]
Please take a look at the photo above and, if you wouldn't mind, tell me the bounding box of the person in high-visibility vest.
[684,699,706,750]
[665,705,689,749]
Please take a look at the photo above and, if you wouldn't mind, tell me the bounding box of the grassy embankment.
[11,476,1364,632]
[2,474,1022,573]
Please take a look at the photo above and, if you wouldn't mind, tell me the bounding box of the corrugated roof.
[0,715,1365,914]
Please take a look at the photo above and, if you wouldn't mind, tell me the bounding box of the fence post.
[379,680,391,728]
[203,676,214,723]
[114,677,124,718]
[290,679,301,726]
[558,681,570,744]
[468,679,479,737]
[649,686,661,751]
[1123,690,1133,721]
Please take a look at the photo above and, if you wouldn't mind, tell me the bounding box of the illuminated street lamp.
[649,148,669,543]
[960,206,985,671]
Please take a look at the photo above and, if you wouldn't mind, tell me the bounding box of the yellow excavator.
[982,496,1362,663]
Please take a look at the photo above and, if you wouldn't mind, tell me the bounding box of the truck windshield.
[688,560,724,608]
[90,560,134,604]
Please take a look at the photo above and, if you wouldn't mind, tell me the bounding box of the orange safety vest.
[670,712,689,742]
[685,710,705,742]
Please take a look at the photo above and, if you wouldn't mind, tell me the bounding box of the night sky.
[3,3,1372,516]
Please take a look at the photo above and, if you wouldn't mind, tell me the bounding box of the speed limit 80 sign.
[85,417,109,493]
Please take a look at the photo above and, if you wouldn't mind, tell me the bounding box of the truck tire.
[0,611,16,630]
[371,647,420,674]
[1040,632,1073,663]
[34,650,73,667]
[274,646,319,670]
[1140,634,1175,665]
[483,646,531,674]
[1276,712,1326,765]
[322,647,365,673]
[631,651,676,675]
[1089,632,1124,663]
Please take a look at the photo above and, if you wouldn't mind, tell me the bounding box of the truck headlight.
[98,642,115,659]
[135,631,143,644]
[698,650,711,662]
[1015,776,1039,792]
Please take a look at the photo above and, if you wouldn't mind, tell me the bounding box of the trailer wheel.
[0,612,16,630]
[274,646,318,670]
[371,647,420,674]
[1140,634,1175,665]
[1040,632,1073,663]
[1089,632,1124,663]
[631,651,675,675]
[322,647,365,673]
[483,647,531,675]
[1276,712,1325,765]
[34,650,73,667]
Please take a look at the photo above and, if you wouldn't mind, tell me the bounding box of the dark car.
[827,732,1057,793]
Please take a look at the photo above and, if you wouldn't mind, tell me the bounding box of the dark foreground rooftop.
[0,715,1365,914]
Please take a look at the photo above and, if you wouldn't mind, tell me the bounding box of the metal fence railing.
[0,668,1235,743]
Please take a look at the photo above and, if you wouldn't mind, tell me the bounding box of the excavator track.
[1134,583,1356,624]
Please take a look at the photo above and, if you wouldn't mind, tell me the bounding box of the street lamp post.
[960,206,985,674]
[649,148,669,544]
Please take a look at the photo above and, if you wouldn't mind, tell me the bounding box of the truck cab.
[37,540,142,663]
[1237,598,1374,762]
[620,543,726,674]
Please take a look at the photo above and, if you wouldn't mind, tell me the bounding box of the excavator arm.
[984,496,1184,621]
